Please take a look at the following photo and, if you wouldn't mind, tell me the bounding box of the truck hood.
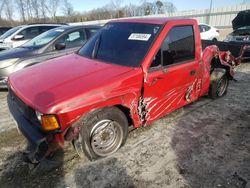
[9,53,136,113]
[232,9,250,30]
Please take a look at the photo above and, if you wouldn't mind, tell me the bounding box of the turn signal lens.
[41,115,60,131]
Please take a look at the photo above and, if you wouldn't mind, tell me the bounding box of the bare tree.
[61,0,74,17]
[156,0,164,14]
[39,0,49,21]
[4,0,14,21]
[0,0,5,19]
[30,0,40,19]
[0,0,177,26]
[47,0,60,20]
[26,0,34,20]
[16,0,27,22]
[110,0,123,18]
[142,2,154,15]
[124,3,138,17]
[161,1,176,14]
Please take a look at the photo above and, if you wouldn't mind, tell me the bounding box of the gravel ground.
[0,63,249,188]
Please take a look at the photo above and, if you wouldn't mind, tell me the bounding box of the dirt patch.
[0,63,249,188]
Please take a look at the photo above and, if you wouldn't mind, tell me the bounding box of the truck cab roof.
[110,17,196,25]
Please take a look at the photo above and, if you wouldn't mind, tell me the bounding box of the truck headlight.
[35,111,43,122]
[0,58,19,69]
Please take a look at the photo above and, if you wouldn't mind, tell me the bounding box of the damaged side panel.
[138,45,247,126]
[201,44,247,96]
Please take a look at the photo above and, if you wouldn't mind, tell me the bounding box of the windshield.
[22,28,65,48]
[78,22,162,67]
[0,26,23,39]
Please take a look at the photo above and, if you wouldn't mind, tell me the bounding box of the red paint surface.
[8,18,242,144]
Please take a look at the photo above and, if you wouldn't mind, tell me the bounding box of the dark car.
[0,25,100,88]
[0,27,12,36]
[224,9,250,58]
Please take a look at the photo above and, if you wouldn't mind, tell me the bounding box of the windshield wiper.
[92,34,101,59]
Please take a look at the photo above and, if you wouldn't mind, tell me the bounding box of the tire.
[73,106,128,160]
[209,74,229,99]
[212,38,218,41]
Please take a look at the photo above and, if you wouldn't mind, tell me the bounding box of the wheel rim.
[90,119,123,157]
[217,76,228,97]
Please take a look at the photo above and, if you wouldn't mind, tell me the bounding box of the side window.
[18,27,40,39]
[150,25,195,68]
[40,26,56,33]
[55,30,87,50]
[86,28,99,38]
[199,25,211,33]
[199,25,204,33]
[204,25,211,32]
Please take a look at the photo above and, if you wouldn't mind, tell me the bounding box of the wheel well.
[115,105,133,126]
[210,57,232,79]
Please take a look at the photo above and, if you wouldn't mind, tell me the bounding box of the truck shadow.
[0,147,67,187]
[0,91,134,188]
[171,71,250,188]
[0,91,68,187]
[0,125,72,187]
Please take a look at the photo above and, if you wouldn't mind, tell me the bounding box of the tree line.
[0,0,176,26]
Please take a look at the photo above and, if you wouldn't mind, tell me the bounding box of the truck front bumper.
[7,93,47,152]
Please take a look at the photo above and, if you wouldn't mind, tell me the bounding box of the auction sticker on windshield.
[128,33,151,41]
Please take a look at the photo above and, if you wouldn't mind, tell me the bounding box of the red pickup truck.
[7,18,246,163]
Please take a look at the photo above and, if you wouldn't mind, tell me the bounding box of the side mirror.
[13,35,24,40]
[55,43,66,50]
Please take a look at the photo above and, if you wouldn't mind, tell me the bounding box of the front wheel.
[73,107,128,160]
[209,74,229,99]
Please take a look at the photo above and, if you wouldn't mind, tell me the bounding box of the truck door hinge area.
[138,96,148,124]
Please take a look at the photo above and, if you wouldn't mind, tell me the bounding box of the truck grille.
[9,89,39,124]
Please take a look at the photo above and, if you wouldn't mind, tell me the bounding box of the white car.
[0,24,62,50]
[199,23,220,41]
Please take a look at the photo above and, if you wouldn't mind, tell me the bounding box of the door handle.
[162,68,168,74]
[190,70,196,76]
[149,76,164,86]
[154,77,164,81]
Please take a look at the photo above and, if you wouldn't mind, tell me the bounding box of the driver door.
[143,25,200,123]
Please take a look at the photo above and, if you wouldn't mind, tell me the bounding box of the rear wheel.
[73,107,128,160]
[209,74,229,99]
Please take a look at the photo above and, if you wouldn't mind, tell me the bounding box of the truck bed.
[202,40,244,57]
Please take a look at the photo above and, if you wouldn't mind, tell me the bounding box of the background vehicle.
[0,27,12,36]
[199,23,220,41]
[8,18,246,163]
[224,9,250,58]
[0,24,62,51]
[0,25,100,88]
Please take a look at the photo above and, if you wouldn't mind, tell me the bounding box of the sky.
[70,0,249,12]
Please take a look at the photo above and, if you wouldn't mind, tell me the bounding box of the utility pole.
[208,0,213,25]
